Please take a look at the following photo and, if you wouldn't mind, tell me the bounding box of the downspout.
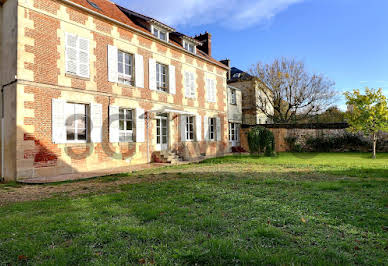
[146,112,150,163]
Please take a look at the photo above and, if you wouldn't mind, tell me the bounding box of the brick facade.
[1,0,229,181]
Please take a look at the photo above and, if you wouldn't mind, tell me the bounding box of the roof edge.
[56,0,229,71]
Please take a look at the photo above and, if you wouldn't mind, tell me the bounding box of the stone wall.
[240,124,388,153]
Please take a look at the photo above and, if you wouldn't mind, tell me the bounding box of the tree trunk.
[372,133,377,159]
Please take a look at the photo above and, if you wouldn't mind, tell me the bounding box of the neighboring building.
[0,0,229,182]
[220,60,272,126]
[227,85,242,149]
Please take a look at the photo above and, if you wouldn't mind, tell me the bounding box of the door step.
[152,151,183,164]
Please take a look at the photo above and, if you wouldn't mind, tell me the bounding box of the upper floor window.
[184,71,196,98]
[156,63,168,92]
[65,33,90,78]
[230,88,237,105]
[65,103,88,143]
[119,108,133,142]
[183,41,196,53]
[118,51,134,86]
[206,78,216,103]
[152,26,168,41]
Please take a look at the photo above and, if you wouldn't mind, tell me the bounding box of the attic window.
[183,40,196,54]
[151,25,168,42]
[86,0,101,11]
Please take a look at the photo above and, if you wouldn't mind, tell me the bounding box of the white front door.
[229,123,240,147]
[156,114,168,151]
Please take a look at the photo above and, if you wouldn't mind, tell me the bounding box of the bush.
[284,136,303,152]
[247,126,276,156]
[304,133,369,152]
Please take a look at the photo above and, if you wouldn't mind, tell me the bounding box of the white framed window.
[65,103,88,143]
[65,33,90,78]
[152,26,168,41]
[229,123,239,142]
[118,50,134,86]
[185,71,196,98]
[185,116,195,141]
[209,118,216,141]
[230,88,237,105]
[156,63,168,92]
[207,78,216,102]
[119,108,133,142]
[183,40,196,53]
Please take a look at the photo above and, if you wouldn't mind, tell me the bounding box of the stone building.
[221,59,272,126]
[0,0,229,182]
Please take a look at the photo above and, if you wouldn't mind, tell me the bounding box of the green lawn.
[0,153,387,265]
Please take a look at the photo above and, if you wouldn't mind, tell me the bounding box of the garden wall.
[240,123,388,153]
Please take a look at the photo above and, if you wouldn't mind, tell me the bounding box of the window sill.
[117,82,135,89]
[155,89,170,95]
[65,73,90,81]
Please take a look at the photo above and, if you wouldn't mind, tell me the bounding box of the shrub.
[247,126,276,156]
[284,136,303,152]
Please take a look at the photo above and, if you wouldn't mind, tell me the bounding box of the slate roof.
[228,67,252,82]
[65,0,228,69]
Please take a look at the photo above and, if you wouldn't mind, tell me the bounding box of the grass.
[0,153,387,265]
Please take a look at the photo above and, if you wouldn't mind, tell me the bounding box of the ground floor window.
[119,108,133,142]
[209,118,216,141]
[65,103,88,142]
[186,116,194,141]
[229,123,240,142]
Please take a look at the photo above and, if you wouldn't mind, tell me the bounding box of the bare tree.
[251,58,336,123]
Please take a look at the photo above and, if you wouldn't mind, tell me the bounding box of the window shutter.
[135,108,145,143]
[90,103,102,143]
[65,33,78,75]
[135,54,144,88]
[205,78,210,102]
[196,115,202,142]
[212,80,216,102]
[107,45,118,83]
[109,105,119,143]
[204,116,209,141]
[184,72,190,97]
[52,99,66,144]
[180,115,186,142]
[148,58,156,91]
[190,72,196,98]
[169,65,176,94]
[78,37,90,78]
[216,117,221,141]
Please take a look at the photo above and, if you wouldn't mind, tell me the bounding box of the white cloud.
[114,0,304,30]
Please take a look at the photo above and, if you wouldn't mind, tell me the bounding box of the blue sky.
[115,0,388,110]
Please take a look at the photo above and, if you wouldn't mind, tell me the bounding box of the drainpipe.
[146,112,150,163]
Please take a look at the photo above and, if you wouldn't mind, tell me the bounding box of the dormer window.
[183,40,196,54]
[152,25,168,42]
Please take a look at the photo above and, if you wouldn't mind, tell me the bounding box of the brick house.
[0,0,229,182]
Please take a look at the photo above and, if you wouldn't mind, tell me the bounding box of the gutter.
[58,0,229,71]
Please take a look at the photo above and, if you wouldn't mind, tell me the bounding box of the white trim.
[1,118,4,179]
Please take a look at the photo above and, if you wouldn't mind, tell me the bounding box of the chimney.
[220,59,231,80]
[194,32,212,57]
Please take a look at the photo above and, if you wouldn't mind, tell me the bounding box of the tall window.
[118,51,134,86]
[209,118,216,141]
[230,89,237,105]
[66,103,87,142]
[65,33,90,78]
[185,116,194,141]
[229,123,238,142]
[156,63,168,92]
[119,108,133,142]
[185,72,196,98]
[153,27,167,41]
[207,78,216,102]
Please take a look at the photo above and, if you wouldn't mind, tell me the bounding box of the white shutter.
[169,65,176,94]
[211,80,215,102]
[205,78,210,102]
[196,115,202,142]
[135,54,144,88]
[148,58,156,91]
[90,103,102,143]
[190,72,196,98]
[78,37,89,78]
[108,45,118,83]
[204,116,209,141]
[184,72,190,97]
[52,99,66,144]
[213,80,217,102]
[216,117,221,141]
[135,108,145,143]
[65,33,78,75]
[109,105,119,143]
[180,115,186,142]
